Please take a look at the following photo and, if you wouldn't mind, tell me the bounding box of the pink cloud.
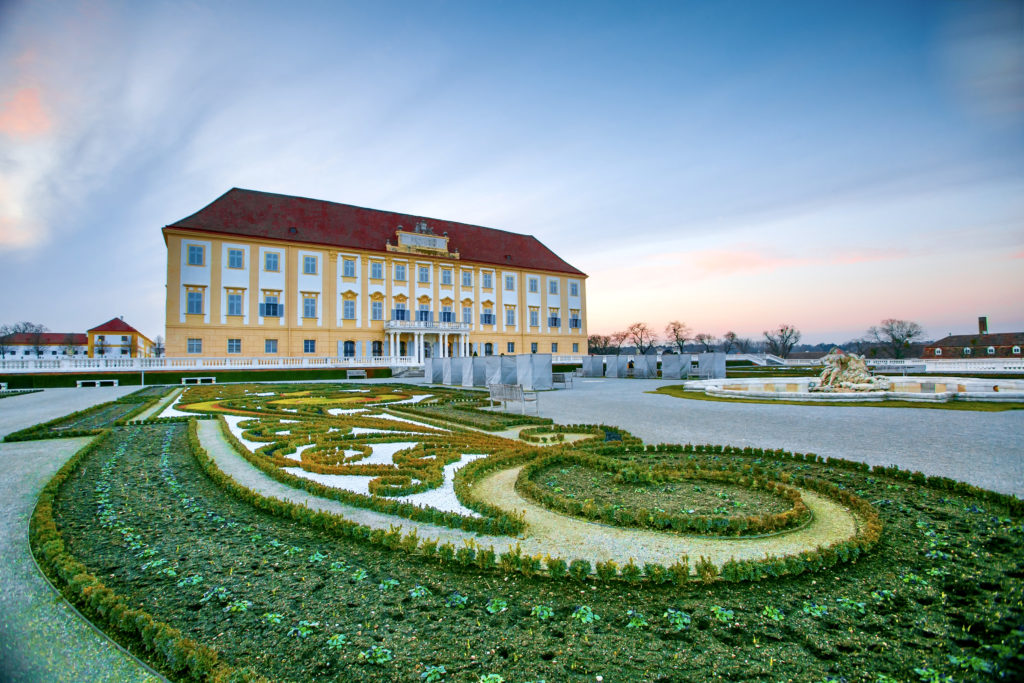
[1013,250,1024,259]
[0,86,53,138]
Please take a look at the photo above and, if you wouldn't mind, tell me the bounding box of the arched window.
[343,341,355,357]
[963,347,972,356]
[484,342,493,356]
[1013,346,1021,355]
[934,348,942,356]
[987,346,996,355]
[371,341,383,357]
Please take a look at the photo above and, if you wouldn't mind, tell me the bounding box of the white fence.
[0,353,588,375]
[0,355,419,374]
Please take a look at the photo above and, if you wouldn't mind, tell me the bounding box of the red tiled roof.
[1,332,87,345]
[928,332,1024,347]
[88,318,144,334]
[164,188,586,276]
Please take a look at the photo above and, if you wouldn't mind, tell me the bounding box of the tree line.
[588,318,925,359]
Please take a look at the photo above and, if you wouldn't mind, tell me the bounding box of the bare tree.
[154,335,165,358]
[0,324,12,359]
[763,323,801,358]
[608,330,629,355]
[627,322,658,354]
[664,320,691,354]
[693,333,717,352]
[16,322,49,358]
[734,336,757,353]
[867,318,924,359]
[62,333,79,357]
[720,331,738,354]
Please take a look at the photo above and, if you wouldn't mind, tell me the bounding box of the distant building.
[87,318,156,358]
[924,333,1024,359]
[162,188,588,360]
[0,332,87,358]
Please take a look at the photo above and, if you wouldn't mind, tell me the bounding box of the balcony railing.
[384,318,471,331]
[0,355,420,373]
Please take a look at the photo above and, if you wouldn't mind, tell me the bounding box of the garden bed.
[38,413,1024,681]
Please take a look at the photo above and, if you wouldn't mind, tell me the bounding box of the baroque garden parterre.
[21,382,1024,682]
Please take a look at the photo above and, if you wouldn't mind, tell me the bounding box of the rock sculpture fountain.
[810,348,892,392]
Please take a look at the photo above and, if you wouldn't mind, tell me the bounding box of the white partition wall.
[423,358,433,383]
[470,357,488,386]
[431,357,445,384]
[582,356,603,377]
[441,358,454,385]
[500,356,518,384]
[698,352,727,379]
[485,356,502,386]
[661,354,683,379]
[447,358,465,386]
[516,353,553,390]
[605,355,620,378]
[633,354,655,379]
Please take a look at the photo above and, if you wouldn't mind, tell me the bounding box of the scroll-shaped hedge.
[516,451,813,537]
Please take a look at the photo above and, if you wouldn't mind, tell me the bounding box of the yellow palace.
[163,189,587,362]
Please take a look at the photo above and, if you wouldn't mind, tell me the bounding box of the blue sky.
[0,0,1021,344]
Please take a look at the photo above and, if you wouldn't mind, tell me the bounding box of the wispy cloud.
[0,85,52,137]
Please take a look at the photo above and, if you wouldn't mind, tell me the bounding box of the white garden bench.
[347,369,367,379]
[487,383,539,415]
[552,372,573,388]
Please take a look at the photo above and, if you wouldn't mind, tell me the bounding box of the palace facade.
[163,189,587,360]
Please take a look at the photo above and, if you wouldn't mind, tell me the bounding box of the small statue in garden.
[811,348,891,392]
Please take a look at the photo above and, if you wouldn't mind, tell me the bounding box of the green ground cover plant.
[27,383,1024,682]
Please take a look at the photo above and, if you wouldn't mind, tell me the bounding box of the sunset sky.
[1,0,1021,344]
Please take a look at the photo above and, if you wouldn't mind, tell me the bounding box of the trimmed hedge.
[516,451,812,536]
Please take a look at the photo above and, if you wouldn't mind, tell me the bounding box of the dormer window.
[963,347,972,355]
[934,348,942,356]
[1013,346,1021,355]
[987,346,996,355]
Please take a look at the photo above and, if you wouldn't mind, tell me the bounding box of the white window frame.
[227,293,243,316]
[186,291,203,315]
[187,338,202,354]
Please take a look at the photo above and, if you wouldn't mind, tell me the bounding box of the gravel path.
[474,465,859,567]
[198,419,860,569]
[0,436,160,683]
[534,379,1024,497]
